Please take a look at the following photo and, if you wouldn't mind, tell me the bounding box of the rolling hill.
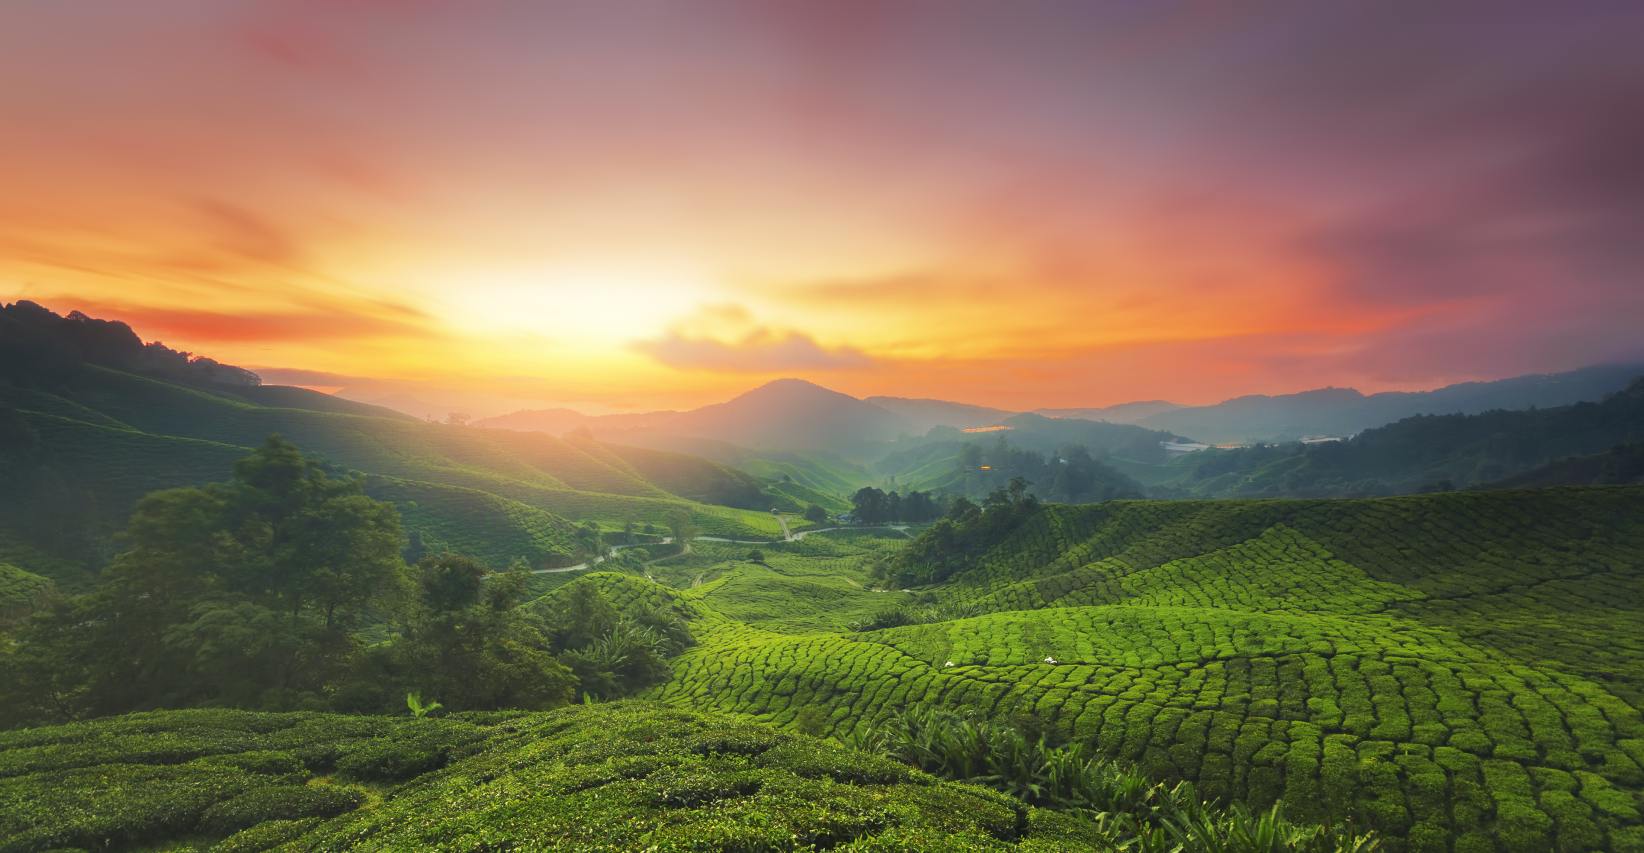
[645,487,1644,851]
[0,306,794,584]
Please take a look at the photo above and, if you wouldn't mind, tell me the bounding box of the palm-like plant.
[405,691,442,718]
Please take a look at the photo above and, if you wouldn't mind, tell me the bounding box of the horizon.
[12,296,1644,421]
[5,3,1644,414]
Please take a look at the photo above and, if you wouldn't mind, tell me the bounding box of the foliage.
[0,442,687,725]
[852,704,1378,851]
[0,702,1138,851]
[406,691,443,718]
[534,574,695,700]
[1156,377,1644,498]
[0,563,53,628]
[653,488,1644,851]
[2,436,406,723]
[850,486,943,523]
[874,479,1041,587]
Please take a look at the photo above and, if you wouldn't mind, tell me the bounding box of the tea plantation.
[1,702,1155,851]
[650,487,1644,851]
[0,365,788,583]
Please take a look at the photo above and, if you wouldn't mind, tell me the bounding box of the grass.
[647,488,1644,852]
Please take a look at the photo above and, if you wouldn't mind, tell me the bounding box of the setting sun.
[4,5,1644,851]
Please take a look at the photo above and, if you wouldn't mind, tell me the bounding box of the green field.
[648,488,1644,851]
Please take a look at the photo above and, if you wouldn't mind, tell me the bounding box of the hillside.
[1035,399,1183,424]
[479,379,918,455]
[1484,442,1644,489]
[0,365,788,585]
[1150,376,1644,498]
[646,488,1644,851]
[0,703,1102,851]
[1133,364,1643,445]
[863,395,1015,433]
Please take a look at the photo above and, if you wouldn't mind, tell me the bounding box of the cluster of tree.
[848,487,942,523]
[1,300,259,389]
[535,580,693,700]
[872,477,1041,588]
[0,436,689,728]
[950,437,1143,504]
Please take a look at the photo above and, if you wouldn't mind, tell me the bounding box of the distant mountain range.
[1126,365,1644,445]
[480,379,915,453]
[479,365,1644,452]
[1147,377,1644,498]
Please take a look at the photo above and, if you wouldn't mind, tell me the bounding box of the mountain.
[0,305,793,584]
[1133,364,1644,444]
[1150,375,1644,497]
[862,395,1014,433]
[479,379,916,454]
[662,379,912,451]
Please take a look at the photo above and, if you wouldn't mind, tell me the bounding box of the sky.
[3,1,1643,416]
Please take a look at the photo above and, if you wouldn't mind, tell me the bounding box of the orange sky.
[3,2,1642,416]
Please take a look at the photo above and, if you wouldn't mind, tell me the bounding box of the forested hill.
[1131,363,1644,445]
[1148,376,1644,497]
[0,307,795,585]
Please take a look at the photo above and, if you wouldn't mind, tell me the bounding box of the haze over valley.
[5,3,1644,851]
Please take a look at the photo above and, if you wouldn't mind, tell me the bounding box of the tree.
[382,554,575,712]
[804,504,829,524]
[575,522,606,558]
[666,510,696,548]
[6,436,408,721]
[746,549,766,564]
[851,487,888,524]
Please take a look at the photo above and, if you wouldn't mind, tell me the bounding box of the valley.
[4,304,1644,851]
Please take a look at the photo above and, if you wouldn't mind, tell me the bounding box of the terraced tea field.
[647,488,1644,851]
[2,703,1109,851]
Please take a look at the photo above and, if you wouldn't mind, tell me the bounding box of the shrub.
[198,784,365,836]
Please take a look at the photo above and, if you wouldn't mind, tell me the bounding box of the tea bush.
[652,488,1644,851]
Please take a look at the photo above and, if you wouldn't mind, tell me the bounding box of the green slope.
[648,488,1644,851]
[0,368,786,580]
[1147,376,1644,498]
[0,703,1111,852]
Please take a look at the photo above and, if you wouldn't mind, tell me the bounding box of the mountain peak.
[733,378,858,403]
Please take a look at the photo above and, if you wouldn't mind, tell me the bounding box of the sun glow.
[440,262,712,346]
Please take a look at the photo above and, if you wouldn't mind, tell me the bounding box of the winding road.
[529,518,912,574]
